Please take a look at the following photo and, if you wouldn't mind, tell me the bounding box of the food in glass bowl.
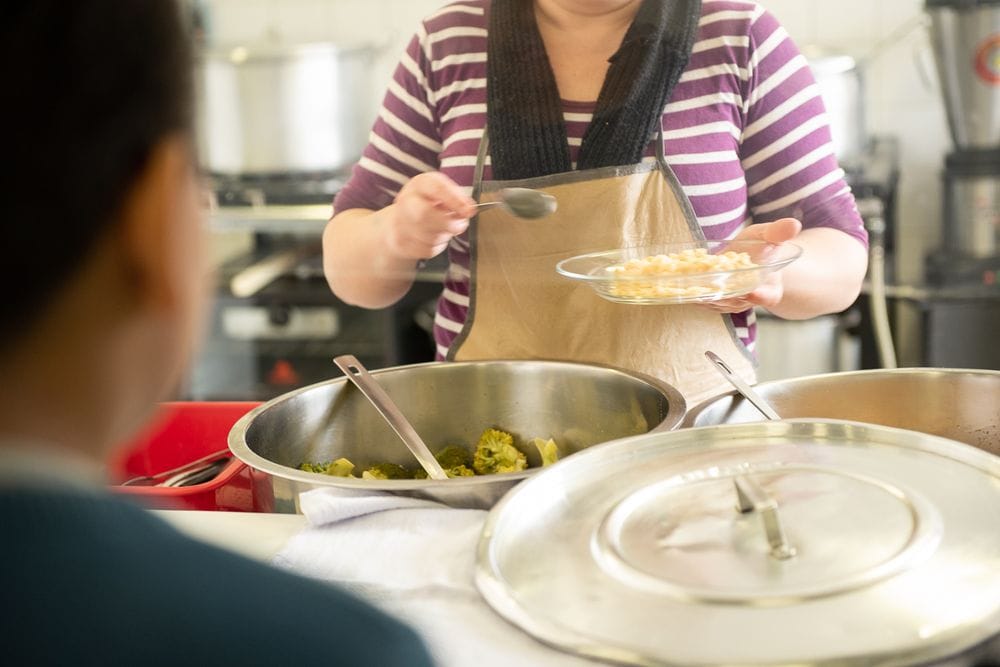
[556,240,802,305]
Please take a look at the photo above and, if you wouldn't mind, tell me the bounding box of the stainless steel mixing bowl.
[685,368,1000,456]
[229,359,686,511]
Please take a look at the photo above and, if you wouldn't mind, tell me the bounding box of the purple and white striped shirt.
[333,0,868,360]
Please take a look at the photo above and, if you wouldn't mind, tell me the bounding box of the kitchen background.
[186,0,999,400]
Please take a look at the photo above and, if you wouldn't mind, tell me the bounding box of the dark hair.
[0,0,194,347]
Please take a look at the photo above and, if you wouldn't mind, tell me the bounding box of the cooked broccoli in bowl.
[300,427,560,480]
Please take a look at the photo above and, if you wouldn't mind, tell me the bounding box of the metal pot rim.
[685,366,1000,426]
[227,358,687,490]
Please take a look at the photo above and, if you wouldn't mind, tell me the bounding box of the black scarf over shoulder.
[486,0,702,181]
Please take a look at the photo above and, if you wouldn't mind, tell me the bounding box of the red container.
[107,402,273,512]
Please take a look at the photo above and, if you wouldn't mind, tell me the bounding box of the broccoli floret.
[530,437,560,467]
[435,445,472,469]
[361,462,413,480]
[410,462,475,479]
[299,457,356,477]
[473,428,527,475]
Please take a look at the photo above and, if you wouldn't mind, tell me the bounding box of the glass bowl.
[555,240,803,305]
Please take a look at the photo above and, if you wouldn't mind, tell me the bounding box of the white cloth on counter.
[274,487,603,667]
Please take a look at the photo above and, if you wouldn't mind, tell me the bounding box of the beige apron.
[448,132,756,406]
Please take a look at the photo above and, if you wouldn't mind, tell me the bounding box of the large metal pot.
[684,368,1000,455]
[806,51,867,164]
[196,41,377,176]
[228,360,686,511]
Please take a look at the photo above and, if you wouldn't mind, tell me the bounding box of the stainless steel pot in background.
[684,367,1000,455]
[806,51,867,164]
[196,42,378,176]
[228,360,686,511]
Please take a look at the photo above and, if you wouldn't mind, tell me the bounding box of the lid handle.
[734,476,798,560]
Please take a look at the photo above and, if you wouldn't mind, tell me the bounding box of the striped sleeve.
[333,26,442,214]
[739,8,868,247]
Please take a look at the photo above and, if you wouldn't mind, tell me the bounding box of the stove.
[185,172,442,402]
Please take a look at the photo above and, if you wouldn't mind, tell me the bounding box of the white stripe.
[370,134,436,174]
[753,169,845,214]
[443,127,486,150]
[432,52,487,72]
[749,53,809,109]
[697,204,748,227]
[358,156,409,187]
[386,79,433,122]
[441,287,469,307]
[742,84,822,141]
[428,4,484,20]
[666,150,738,165]
[567,137,583,147]
[734,326,750,338]
[380,107,442,152]
[684,176,746,197]
[563,112,592,123]
[427,26,487,45]
[663,120,741,141]
[441,102,487,123]
[665,91,741,114]
[680,63,749,84]
[741,114,828,169]
[746,143,836,197]
[699,9,756,26]
[441,154,487,169]
[448,263,471,279]
[434,311,465,334]
[430,77,487,105]
[436,343,451,358]
[753,26,790,66]
[399,51,427,91]
[691,35,749,54]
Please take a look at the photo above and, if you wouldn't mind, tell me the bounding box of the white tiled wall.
[203,0,953,363]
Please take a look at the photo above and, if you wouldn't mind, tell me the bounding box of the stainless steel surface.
[806,52,867,162]
[228,243,320,298]
[331,355,448,480]
[927,5,1000,149]
[733,476,797,560]
[228,359,686,511]
[705,350,781,420]
[474,188,558,219]
[119,448,232,487]
[197,42,377,175]
[685,368,1000,456]
[946,165,1000,258]
[476,420,1000,666]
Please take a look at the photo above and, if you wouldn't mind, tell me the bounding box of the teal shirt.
[0,487,434,666]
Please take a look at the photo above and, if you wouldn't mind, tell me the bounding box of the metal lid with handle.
[476,420,1000,666]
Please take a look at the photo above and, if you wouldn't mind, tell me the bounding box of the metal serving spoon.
[472,187,558,219]
[332,355,449,480]
[705,350,782,421]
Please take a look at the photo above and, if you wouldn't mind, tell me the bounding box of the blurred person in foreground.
[0,2,433,665]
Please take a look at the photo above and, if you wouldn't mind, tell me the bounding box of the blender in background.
[920,0,1000,369]
[925,0,1000,283]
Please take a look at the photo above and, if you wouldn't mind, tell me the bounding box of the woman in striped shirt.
[324,0,868,402]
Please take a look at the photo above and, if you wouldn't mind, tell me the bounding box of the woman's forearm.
[769,227,868,320]
[323,208,417,308]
